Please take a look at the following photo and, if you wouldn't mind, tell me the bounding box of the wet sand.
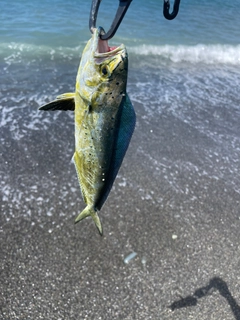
[1,98,240,319]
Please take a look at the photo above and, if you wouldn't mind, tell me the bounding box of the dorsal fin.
[96,93,136,210]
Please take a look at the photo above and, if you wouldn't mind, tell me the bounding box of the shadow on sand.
[169,277,240,320]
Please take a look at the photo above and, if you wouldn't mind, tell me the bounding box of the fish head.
[77,27,128,106]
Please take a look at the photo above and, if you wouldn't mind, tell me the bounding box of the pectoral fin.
[39,93,75,111]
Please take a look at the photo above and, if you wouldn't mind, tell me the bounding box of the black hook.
[163,0,181,20]
[89,0,132,40]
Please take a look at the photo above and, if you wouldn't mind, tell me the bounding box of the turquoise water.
[1,0,239,109]
[1,0,240,53]
[1,0,240,125]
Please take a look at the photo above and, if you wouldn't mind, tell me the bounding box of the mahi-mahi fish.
[39,27,136,235]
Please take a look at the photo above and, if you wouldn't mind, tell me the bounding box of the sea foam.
[1,42,240,65]
[129,44,240,65]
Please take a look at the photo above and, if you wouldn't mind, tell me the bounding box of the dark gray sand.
[1,94,240,319]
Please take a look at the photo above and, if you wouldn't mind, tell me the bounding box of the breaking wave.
[129,44,240,65]
[0,42,85,64]
[1,42,240,65]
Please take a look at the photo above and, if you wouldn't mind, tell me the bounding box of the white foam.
[2,41,240,66]
[0,42,83,65]
[129,44,240,64]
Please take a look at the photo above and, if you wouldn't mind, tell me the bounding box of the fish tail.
[75,206,103,236]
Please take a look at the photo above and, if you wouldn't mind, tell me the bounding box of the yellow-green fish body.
[39,28,135,235]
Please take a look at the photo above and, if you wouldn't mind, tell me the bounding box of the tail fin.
[75,206,103,236]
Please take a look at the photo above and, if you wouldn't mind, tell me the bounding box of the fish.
[39,27,136,235]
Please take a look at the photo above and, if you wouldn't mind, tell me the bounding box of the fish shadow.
[169,277,240,320]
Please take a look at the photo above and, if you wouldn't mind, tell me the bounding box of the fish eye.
[101,66,108,76]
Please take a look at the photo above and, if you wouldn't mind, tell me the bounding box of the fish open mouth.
[97,38,118,54]
[93,28,126,64]
[92,27,125,60]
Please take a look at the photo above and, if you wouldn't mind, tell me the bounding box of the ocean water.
[1,0,240,219]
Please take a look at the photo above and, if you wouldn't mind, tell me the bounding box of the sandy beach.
[1,95,240,319]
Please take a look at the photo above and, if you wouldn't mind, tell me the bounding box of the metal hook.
[163,0,181,20]
[89,0,132,40]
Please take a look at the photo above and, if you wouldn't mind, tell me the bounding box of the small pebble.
[141,256,147,265]
[124,252,137,264]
